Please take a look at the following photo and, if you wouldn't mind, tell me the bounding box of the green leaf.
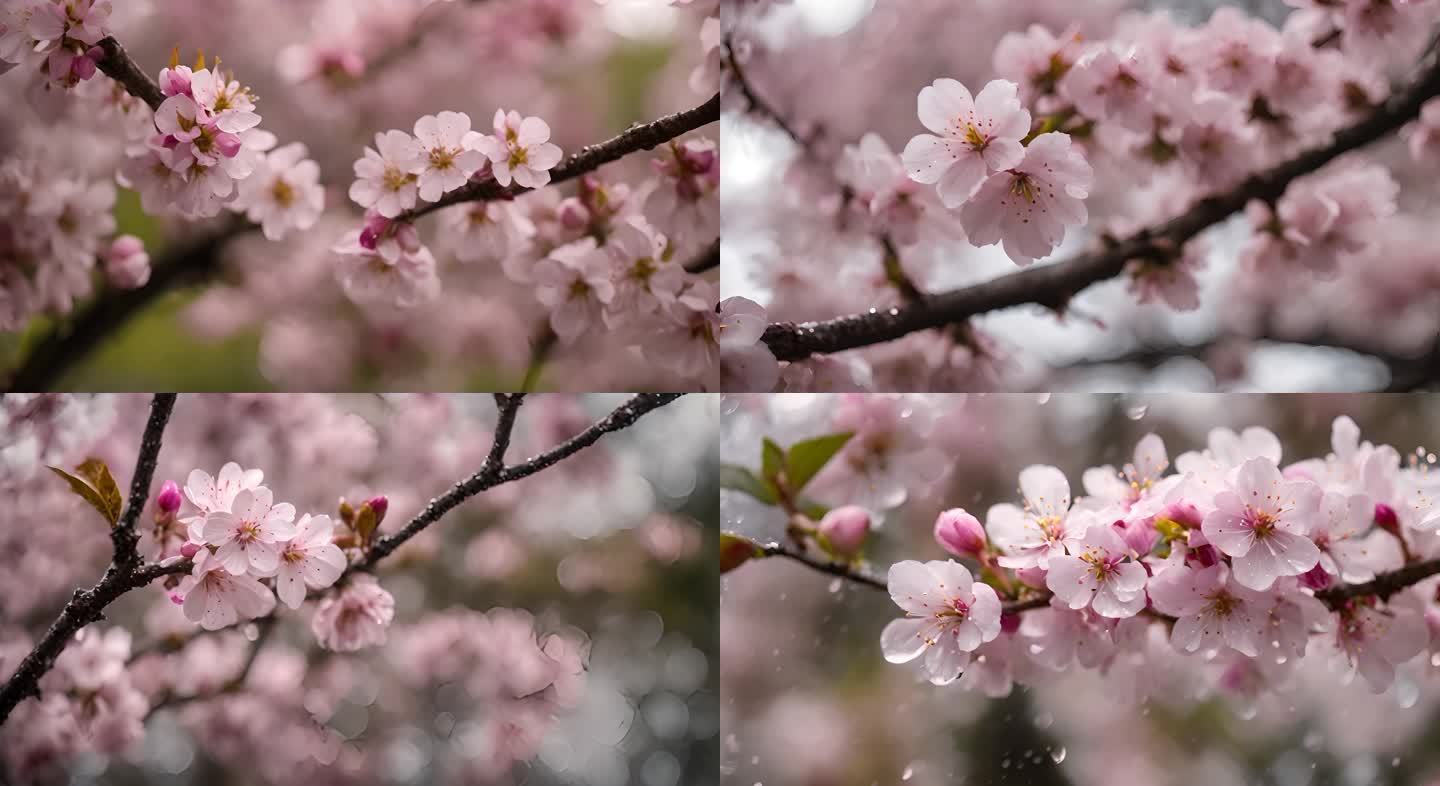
[784,432,854,493]
[720,464,779,506]
[720,532,764,573]
[796,498,830,521]
[49,458,123,526]
[761,438,785,484]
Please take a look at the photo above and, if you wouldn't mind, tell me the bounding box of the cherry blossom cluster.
[1,394,711,784]
[336,120,722,382]
[721,0,1440,392]
[162,462,365,638]
[0,0,112,86]
[741,405,1440,698]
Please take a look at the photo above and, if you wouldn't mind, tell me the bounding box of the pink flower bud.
[72,49,99,80]
[818,505,870,557]
[180,542,201,558]
[1192,543,1220,567]
[366,495,389,524]
[1298,562,1332,591]
[160,66,192,97]
[214,130,243,158]
[934,508,986,558]
[156,480,182,514]
[1120,518,1158,555]
[1375,503,1400,534]
[104,234,150,289]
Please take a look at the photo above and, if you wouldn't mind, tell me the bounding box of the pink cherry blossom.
[988,464,1084,569]
[1201,457,1322,590]
[349,130,422,218]
[1045,523,1149,618]
[1148,562,1273,656]
[960,132,1093,266]
[1081,432,1175,521]
[311,573,395,652]
[180,550,276,630]
[200,486,298,575]
[183,461,264,537]
[409,111,488,202]
[532,239,616,343]
[475,109,563,189]
[902,78,1030,208]
[274,513,347,609]
[880,559,1002,685]
[331,229,441,308]
[602,216,683,325]
[1333,594,1430,692]
[234,142,324,241]
[1059,45,1156,133]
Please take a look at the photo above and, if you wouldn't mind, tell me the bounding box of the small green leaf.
[720,464,779,506]
[720,532,764,573]
[49,459,123,527]
[784,432,854,493]
[761,438,785,484]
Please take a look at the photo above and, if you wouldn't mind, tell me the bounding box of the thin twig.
[0,395,178,724]
[397,94,720,221]
[760,33,1440,361]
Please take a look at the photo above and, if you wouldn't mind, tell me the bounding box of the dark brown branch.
[398,94,720,221]
[94,37,163,111]
[682,239,721,274]
[1315,558,1440,606]
[722,34,805,145]
[766,539,1440,615]
[761,34,1440,362]
[5,218,252,393]
[358,393,681,568]
[0,395,178,725]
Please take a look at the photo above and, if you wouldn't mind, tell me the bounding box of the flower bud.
[365,495,389,525]
[180,541,200,558]
[557,197,590,230]
[934,508,986,558]
[1375,503,1400,535]
[818,506,870,557]
[156,480,182,514]
[104,234,150,289]
[338,498,356,526]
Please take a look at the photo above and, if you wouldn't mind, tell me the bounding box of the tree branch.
[358,393,682,568]
[397,94,720,222]
[94,37,163,111]
[760,34,1440,362]
[758,540,1440,616]
[0,394,178,724]
[5,219,251,393]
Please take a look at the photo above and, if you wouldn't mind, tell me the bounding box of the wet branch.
[0,394,177,724]
[397,94,720,221]
[760,34,1440,361]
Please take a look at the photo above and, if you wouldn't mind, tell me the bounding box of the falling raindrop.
[828,578,842,593]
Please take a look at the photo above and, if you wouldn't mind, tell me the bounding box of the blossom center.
[382,165,411,192]
[939,596,970,621]
[628,256,657,282]
[1009,173,1038,204]
[568,279,592,300]
[1081,549,1116,581]
[428,146,458,170]
[1245,509,1277,539]
[1205,589,1239,618]
[271,178,294,207]
[236,520,260,543]
[962,123,989,151]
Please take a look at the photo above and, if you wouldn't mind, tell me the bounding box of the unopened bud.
[338,499,355,526]
[1375,503,1400,535]
[818,506,870,557]
[933,508,986,558]
[156,480,182,514]
[1160,501,1203,529]
[365,495,389,525]
[180,541,200,558]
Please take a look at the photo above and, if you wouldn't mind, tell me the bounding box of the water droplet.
[828,578,842,593]
[1125,404,1149,420]
[1395,677,1419,709]
[1050,747,1066,764]
[1036,393,1051,404]
[901,764,915,781]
